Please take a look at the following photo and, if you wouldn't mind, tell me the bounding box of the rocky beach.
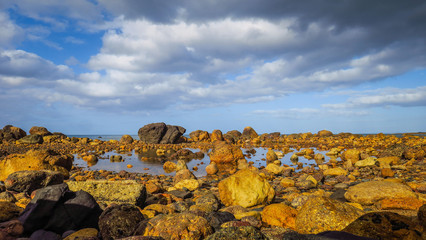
[0,123,425,240]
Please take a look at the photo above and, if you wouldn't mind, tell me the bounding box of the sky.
[0,0,425,135]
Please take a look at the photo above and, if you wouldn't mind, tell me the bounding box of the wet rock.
[63,228,98,240]
[205,226,266,240]
[0,149,73,181]
[261,203,298,229]
[210,129,224,142]
[0,201,23,222]
[138,122,185,144]
[295,196,364,234]
[344,180,417,205]
[16,134,43,144]
[19,183,102,235]
[143,212,213,240]
[343,212,423,240]
[218,169,275,208]
[110,155,123,162]
[1,125,26,141]
[209,141,244,165]
[120,135,134,144]
[29,126,52,136]
[5,170,64,194]
[67,180,147,207]
[99,204,145,240]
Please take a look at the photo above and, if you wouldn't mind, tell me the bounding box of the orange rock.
[261,203,298,229]
[380,168,394,177]
[209,141,244,164]
[210,129,224,142]
[378,197,425,210]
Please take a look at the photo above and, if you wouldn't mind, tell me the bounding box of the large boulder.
[261,203,298,229]
[99,204,145,240]
[344,181,417,205]
[67,180,147,207]
[29,126,52,136]
[5,170,64,194]
[209,141,245,165]
[295,196,364,234]
[19,183,102,236]
[1,125,26,142]
[343,212,423,240]
[143,212,213,240]
[138,122,185,144]
[0,149,73,181]
[218,169,275,208]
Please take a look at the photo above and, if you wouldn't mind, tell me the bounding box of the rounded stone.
[261,203,298,229]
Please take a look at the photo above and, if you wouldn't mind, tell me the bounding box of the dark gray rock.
[98,204,145,240]
[19,183,102,236]
[16,134,43,144]
[30,229,61,240]
[343,212,422,240]
[204,211,235,231]
[138,123,186,144]
[205,226,266,240]
[5,170,64,194]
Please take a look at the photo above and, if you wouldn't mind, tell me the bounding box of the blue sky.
[0,0,425,135]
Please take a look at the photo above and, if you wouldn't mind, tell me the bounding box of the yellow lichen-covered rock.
[174,179,200,191]
[63,228,98,240]
[266,149,278,161]
[323,167,348,176]
[354,157,377,167]
[0,149,73,181]
[265,163,284,175]
[144,213,213,240]
[210,129,224,142]
[343,149,361,164]
[344,181,417,205]
[280,178,295,187]
[261,203,298,229]
[377,156,400,168]
[295,196,364,234]
[218,169,275,208]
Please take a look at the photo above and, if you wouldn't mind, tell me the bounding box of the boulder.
[29,126,52,136]
[16,134,43,144]
[261,203,298,229]
[1,125,26,141]
[138,122,185,144]
[242,126,259,139]
[205,226,266,240]
[343,212,423,240]
[0,201,23,222]
[99,204,145,240]
[143,213,213,240]
[5,170,64,194]
[120,135,134,144]
[266,149,278,162]
[67,180,147,207]
[342,149,361,164]
[317,130,333,137]
[210,129,224,142]
[0,149,73,181]
[218,169,275,208]
[19,183,102,236]
[223,130,242,143]
[189,130,210,142]
[344,181,417,205]
[209,141,244,165]
[295,196,364,234]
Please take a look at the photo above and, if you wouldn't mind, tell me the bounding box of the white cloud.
[323,87,426,109]
[0,11,24,48]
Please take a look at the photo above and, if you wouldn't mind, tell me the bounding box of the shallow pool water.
[73,147,336,177]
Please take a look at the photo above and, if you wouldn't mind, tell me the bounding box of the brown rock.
[210,129,224,142]
[120,134,134,144]
[209,141,244,164]
[381,168,395,177]
[317,130,333,137]
[295,196,364,234]
[0,202,23,222]
[29,126,52,136]
[261,203,298,229]
[189,130,210,142]
[173,169,196,184]
[266,149,278,162]
[1,125,26,141]
[242,126,259,139]
[344,181,417,205]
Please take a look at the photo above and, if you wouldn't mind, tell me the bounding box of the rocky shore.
[0,123,425,239]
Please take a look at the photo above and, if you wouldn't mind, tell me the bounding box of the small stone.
[205,162,218,175]
[380,168,395,177]
[163,161,177,173]
[280,178,295,187]
[354,157,377,167]
[323,167,348,176]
